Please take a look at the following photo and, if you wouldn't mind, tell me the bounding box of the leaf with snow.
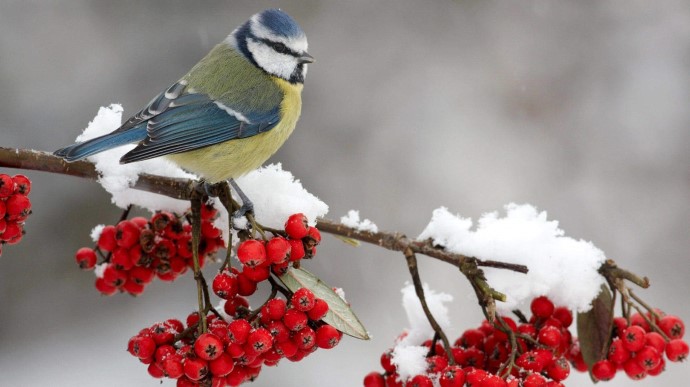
[279,267,369,340]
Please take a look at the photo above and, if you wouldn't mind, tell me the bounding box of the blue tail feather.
[54,126,147,162]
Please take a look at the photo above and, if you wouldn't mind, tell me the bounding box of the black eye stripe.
[260,38,300,57]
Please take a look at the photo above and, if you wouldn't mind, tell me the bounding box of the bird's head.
[228,9,313,84]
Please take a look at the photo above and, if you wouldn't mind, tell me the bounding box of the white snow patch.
[390,283,453,381]
[418,203,606,312]
[78,104,195,213]
[94,263,107,278]
[90,224,105,242]
[340,210,378,233]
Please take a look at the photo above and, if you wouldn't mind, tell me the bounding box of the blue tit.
[55,8,313,188]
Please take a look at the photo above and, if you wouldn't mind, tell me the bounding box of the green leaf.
[279,267,370,340]
[577,284,615,375]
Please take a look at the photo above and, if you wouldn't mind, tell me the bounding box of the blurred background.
[1,1,688,386]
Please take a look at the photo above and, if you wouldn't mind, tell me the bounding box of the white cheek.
[247,39,298,80]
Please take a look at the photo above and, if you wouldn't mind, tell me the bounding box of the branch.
[0,147,529,276]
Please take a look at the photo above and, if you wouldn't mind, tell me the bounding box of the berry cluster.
[128,213,341,385]
[129,287,341,386]
[365,296,575,387]
[585,312,687,382]
[216,213,320,302]
[75,202,224,296]
[0,173,32,255]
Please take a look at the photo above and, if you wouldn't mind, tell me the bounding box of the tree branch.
[0,147,529,276]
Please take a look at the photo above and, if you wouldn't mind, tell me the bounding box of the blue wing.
[120,92,280,163]
[55,80,282,163]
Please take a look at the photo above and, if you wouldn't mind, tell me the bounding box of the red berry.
[237,240,266,267]
[538,326,562,348]
[147,363,165,379]
[209,353,234,377]
[162,356,184,379]
[438,365,465,387]
[194,333,224,360]
[636,345,661,371]
[531,296,555,319]
[408,374,433,387]
[658,315,685,340]
[122,279,145,296]
[291,288,316,312]
[523,373,547,387]
[305,226,321,247]
[623,357,647,380]
[266,320,290,343]
[608,338,630,364]
[223,296,249,318]
[457,328,486,348]
[592,359,616,381]
[479,374,506,387]
[385,373,404,387]
[283,309,308,331]
[212,272,238,299]
[665,339,689,362]
[102,264,127,287]
[228,319,252,345]
[241,265,270,283]
[247,328,273,354]
[631,313,651,332]
[75,247,97,270]
[315,324,340,349]
[648,357,666,376]
[271,261,290,276]
[128,335,156,359]
[94,277,117,295]
[129,266,155,285]
[294,326,316,350]
[111,248,133,270]
[287,238,305,261]
[225,366,248,386]
[456,346,485,369]
[274,338,298,357]
[644,332,666,353]
[97,225,117,252]
[115,220,140,248]
[183,357,209,381]
[517,351,546,373]
[552,306,573,327]
[0,174,14,198]
[0,220,22,243]
[546,357,570,381]
[236,272,257,296]
[380,349,396,373]
[5,193,31,221]
[201,220,221,239]
[150,211,174,232]
[262,298,287,321]
[363,372,385,387]
[307,298,329,321]
[284,213,309,239]
[11,174,31,195]
[621,325,646,352]
[266,236,291,264]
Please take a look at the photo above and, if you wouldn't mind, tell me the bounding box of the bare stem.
[190,190,207,334]
[403,247,455,364]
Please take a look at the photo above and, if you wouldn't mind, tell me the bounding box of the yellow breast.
[167,78,303,182]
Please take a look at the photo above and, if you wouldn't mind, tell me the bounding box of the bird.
[54,8,313,214]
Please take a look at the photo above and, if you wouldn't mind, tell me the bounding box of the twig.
[403,247,455,364]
